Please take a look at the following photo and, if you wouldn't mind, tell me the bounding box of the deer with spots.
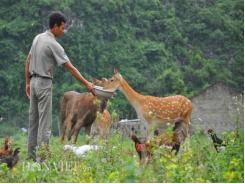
[103,70,192,133]
[90,109,112,138]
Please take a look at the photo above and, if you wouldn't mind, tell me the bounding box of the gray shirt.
[29,30,69,79]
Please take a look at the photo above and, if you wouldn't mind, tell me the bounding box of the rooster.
[0,147,20,169]
[207,129,226,152]
[0,137,13,157]
[131,118,188,164]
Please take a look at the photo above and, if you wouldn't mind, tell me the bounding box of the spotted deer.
[103,70,192,133]
[90,109,112,138]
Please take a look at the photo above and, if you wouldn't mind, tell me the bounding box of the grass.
[0,129,244,183]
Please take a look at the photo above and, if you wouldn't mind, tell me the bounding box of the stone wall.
[111,119,147,138]
[190,83,243,134]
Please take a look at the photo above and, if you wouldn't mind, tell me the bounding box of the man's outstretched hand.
[86,82,96,96]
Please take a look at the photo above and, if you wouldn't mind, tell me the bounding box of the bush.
[0,130,243,182]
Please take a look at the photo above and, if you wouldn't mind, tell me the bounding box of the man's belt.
[30,73,52,80]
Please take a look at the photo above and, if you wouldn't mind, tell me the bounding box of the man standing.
[25,11,94,161]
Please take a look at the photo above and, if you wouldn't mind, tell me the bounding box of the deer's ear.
[102,77,108,82]
[114,68,119,74]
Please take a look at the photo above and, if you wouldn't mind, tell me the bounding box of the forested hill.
[0,0,243,129]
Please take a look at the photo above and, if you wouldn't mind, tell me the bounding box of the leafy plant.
[0,129,243,182]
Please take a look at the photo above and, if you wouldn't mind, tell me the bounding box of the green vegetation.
[0,130,243,183]
[0,0,243,128]
[0,1,243,182]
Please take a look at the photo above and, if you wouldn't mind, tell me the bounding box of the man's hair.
[49,11,67,29]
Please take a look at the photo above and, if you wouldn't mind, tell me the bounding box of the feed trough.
[93,86,115,98]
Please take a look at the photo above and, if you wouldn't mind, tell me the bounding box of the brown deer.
[103,70,192,132]
[131,118,187,164]
[60,78,110,143]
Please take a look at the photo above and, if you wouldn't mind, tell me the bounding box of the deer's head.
[93,77,109,87]
[103,69,123,91]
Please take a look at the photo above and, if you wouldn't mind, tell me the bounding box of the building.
[190,83,243,134]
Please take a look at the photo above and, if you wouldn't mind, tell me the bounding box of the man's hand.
[86,82,96,96]
[26,84,30,99]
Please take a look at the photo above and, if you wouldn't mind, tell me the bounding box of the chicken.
[207,129,226,152]
[131,119,188,164]
[0,137,13,157]
[0,147,20,169]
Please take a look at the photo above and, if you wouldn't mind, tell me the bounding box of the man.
[25,11,95,161]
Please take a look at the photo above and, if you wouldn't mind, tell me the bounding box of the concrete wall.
[190,83,243,134]
[111,119,147,137]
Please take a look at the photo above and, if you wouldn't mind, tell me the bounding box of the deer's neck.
[119,78,143,107]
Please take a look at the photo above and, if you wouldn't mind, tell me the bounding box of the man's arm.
[25,54,31,99]
[63,61,95,95]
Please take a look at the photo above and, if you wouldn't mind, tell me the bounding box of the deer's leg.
[71,127,81,144]
[62,114,73,143]
[68,114,78,141]
[71,120,84,144]
[100,127,107,138]
[64,115,72,142]
[71,111,90,144]
[60,121,66,143]
[90,122,98,139]
[171,119,189,155]
[68,121,77,141]
[182,109,192,136]
[85,124,92,135]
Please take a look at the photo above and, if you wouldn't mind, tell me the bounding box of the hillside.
[0,0,243,132]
